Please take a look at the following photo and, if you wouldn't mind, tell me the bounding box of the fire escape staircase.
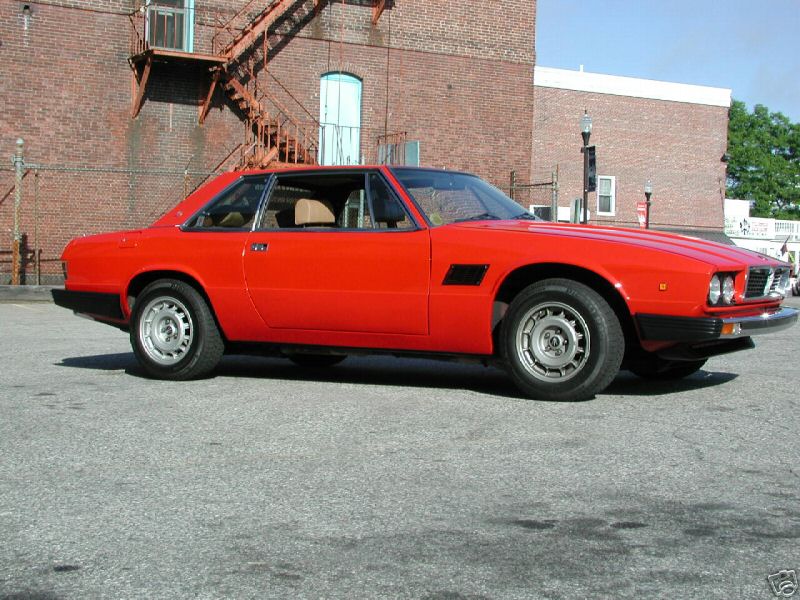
[129,1,390,169]
[204,0,327,168]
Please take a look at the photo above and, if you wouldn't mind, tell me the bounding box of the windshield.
[391,169,538,226]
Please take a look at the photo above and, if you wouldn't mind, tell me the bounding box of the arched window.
[319,73,362,165]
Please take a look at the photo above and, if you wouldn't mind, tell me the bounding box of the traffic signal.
[586,145,596,192]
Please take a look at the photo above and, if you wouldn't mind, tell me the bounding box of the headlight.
[709,272,738,305]
[722,275,735,304]
[708,274,721,304]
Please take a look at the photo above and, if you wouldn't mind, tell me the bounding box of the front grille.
[745,266,789,299]
[745,268,771,298]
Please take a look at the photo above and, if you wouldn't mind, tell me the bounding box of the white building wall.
[724,199,799,269]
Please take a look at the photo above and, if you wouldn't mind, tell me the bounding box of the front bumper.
[636,306,798,342]
[52,288,124,322]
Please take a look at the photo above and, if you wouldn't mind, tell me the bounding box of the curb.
[0,285,59,302]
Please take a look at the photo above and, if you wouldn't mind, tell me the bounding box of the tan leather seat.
[295,198,336,226]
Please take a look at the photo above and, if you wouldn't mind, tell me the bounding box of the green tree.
[726,100,800,219]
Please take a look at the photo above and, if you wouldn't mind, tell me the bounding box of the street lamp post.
[644,179,653,229]
[581,110,592,224]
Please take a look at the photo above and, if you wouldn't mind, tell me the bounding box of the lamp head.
[580,110,592,135]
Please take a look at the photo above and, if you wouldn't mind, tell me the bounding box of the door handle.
[250,243,269,252]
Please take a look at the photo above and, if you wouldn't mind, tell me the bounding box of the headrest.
[295,198,335,226]
[372,194,406,225]
[218,211,245,228]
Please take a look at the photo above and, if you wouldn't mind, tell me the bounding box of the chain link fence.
[507,168,559,220]
[0,156,218,285]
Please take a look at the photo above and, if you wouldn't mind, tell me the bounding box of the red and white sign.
[636,201,647,228]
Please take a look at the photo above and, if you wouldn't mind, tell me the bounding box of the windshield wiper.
[512,212,538,220]
[454,212,502,223]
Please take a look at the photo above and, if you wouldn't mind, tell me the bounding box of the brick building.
[0,1,735,286]
[532,66,732,238]
[0,0,536,283]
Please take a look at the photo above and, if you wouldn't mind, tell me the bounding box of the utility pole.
[12,138,24,285]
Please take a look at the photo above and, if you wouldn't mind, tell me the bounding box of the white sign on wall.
[724,216,774,239]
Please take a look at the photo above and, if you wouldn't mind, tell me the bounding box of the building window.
[319,73,362,165]
[377,140,420,166]
[597,176,615,215]
[146,0,194,52]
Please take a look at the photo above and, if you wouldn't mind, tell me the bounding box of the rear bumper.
[637,307,798,342]
[51,288,124,322]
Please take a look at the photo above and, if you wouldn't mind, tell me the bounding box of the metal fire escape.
[128,0,390,169]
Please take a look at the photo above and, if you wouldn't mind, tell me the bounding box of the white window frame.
[596,175,616,216]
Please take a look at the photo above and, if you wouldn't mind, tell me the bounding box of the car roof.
[234,165,476,178]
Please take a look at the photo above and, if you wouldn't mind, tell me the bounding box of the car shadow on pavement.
[56,352,523,399]
[58,352,137,371]
[217,355,527,399]
[605,369,739,396]
[57,353,739,401]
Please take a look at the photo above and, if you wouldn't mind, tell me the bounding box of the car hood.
[458,220,785,268]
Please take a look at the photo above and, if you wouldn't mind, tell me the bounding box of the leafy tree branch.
[726,100,800,219]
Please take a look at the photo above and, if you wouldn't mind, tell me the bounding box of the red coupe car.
[53,166,797,401]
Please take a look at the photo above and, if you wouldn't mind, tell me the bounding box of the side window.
[259,184,318,229]
[340,189,374,229]
[186,177,267,229]
[256,172,414,231]
[368,173,414,229]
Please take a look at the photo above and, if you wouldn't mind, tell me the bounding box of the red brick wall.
[532,85,729,231]
[0,0,535,283]
[262,36,534,182]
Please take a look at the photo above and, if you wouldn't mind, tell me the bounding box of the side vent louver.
[443,264,489,286]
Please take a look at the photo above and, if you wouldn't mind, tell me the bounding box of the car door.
[243,170,430,335]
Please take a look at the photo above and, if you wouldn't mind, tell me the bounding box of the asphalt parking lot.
[1,297,798,600]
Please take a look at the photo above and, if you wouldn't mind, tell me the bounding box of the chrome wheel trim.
[515,301,590,382]
[138,295,194,366]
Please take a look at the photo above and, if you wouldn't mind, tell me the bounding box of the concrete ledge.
[0,285,59,302]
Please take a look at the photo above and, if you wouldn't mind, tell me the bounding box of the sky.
[535,0,800,123]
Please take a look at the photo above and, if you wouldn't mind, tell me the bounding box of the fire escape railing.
[129,3,191,56]
[129,1,392,168]
[129,8,148,56]
[211,0,274,57]
[377,132,408,165]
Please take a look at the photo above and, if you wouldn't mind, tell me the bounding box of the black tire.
[286,354,347,368]
[501,279,624,401]
[628,357,707,380]
[130,279,224,380]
